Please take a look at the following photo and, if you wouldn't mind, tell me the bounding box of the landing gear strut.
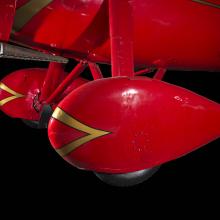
[22,105,53,129]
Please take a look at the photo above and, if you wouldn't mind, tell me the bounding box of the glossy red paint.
[154,68,167,80]
[88,63,103,80]
[45,61,87,104]
[0,67,88,120]
[12,0,107,59]
[48,77,220,173]
[39,62,66,103]
[0,68,46,120]
[0,0,16,41]
[12,0,220,71]
[16,0,29,8]
[109,0,134,77]
[56,77,89,104]
[0,0,219,178]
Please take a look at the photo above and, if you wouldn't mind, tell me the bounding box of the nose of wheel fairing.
[48,77,220,174]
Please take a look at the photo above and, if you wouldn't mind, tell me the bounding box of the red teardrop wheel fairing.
[0,67,89,121]
[0,68,47,121]
[48,77,220,174]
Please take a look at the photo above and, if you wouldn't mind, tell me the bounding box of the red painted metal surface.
[0,0,16,41]
[108,0,134,77]
[12,0,107,59]
[135,68,154,76]
[11,0,220,71]
[88,63,103,80]
[0,0,219,177]
[39,62,66,103]
[0,68,46,120]
[154,68,166,80]
[48,77,220,173]
[45,61,87,104]
[56,77,89,104]
[0,68,88,120]
[16,0,29,8]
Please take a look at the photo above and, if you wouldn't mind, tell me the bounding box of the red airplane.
[0,0,220,186]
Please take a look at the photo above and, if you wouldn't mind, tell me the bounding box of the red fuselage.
[10,0,220,71]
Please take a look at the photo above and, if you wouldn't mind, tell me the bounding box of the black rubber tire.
[94,166,160,187]
[22,119,42,129]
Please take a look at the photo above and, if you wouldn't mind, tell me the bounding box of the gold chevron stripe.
[52,107,111,157]
[192,0,220,9]
[0,82,24,106]
[13,0,53,32]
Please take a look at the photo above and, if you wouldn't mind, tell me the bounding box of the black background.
[0,59,219,210]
